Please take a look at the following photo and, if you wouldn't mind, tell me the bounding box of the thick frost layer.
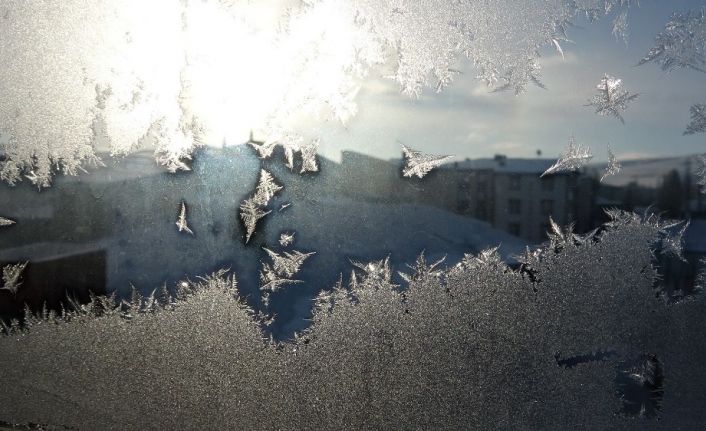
[1,212,705,429]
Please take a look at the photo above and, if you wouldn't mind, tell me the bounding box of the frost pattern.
[348,0,632,96]
[450,246,505,276]
[300,139,320,174]
[0,216,15,227]
[615,354,664,418]
[600,144,621,182]
[586,74,639,124]
[639,9,706,73]
[398,251,445,284]
[239,169,282,243]
[259,247,315,305]
[251,170,283,207]
[176,200,194,235]
[541,136,593,177]
[401,145,453,179]
[349,256,399,291]
[0,262,27,295]
[547,216,582,249]
[239,199,271,244]
[684,103,706,135]
[0,0,638,186]
[659,220,689,261]
[695,154,706,194]
[279,232,295,247]
[3,212,706,428]
[612,10,629,45]
[249,134,319,174]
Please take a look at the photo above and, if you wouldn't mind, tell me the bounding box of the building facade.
[448,155,592,243]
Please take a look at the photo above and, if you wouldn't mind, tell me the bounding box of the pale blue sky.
[313,0,706,163]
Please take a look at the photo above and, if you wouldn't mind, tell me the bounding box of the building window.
[540,199,554,216]
[508,199,521,214]
[509,174,521,190]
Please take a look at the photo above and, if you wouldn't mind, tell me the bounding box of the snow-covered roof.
[443,157,557,174]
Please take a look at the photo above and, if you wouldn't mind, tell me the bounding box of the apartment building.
[449,155,591,243]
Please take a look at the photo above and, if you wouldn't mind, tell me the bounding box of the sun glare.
[179,0,361,147]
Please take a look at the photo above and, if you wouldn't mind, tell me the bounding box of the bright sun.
[179,0,363,148]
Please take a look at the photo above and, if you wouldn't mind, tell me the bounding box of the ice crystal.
[252,169,283,207]
[401,145,453,179]
[541,136,593,177]
[398,251,445,283]
[279,203,292,212]
[350,0,596,96]
[586,74,639,124]
[547,216,581,250]
[600,144,621,182]
[260,263,303,297]
[249,132,319,174]
[450,246,506,276]
[350,256,397,290]
[0,216,15,227]
[612,10,629,45]
[639,9,706,73]
[259,247,315,304]
[263,248,315,280]
[175,200,193,235]
[239,198,271,244]
[247,132,278,160]
[239,169,282,243]
[684,103,706,135]
[0,261,27,295]
[659,220,689,261]
[695,154,706,194]
[279,232,295,247]
[300,139,320,174]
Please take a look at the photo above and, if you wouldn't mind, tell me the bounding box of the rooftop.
[445,155,557,174]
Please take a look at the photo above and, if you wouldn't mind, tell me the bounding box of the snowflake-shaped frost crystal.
[401,145,453,179]
[684,103,706,135]
[398,251,445,283]
[541,136,593,177]
[1,262,28,295]
[639,9,706,73]
[259,247,315,304]
[279,232,295,247]
[601,144,621,182]
[586,74,639,124]
[240,198,271,244]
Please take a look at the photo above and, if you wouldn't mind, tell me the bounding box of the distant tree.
[657,169,685,218]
